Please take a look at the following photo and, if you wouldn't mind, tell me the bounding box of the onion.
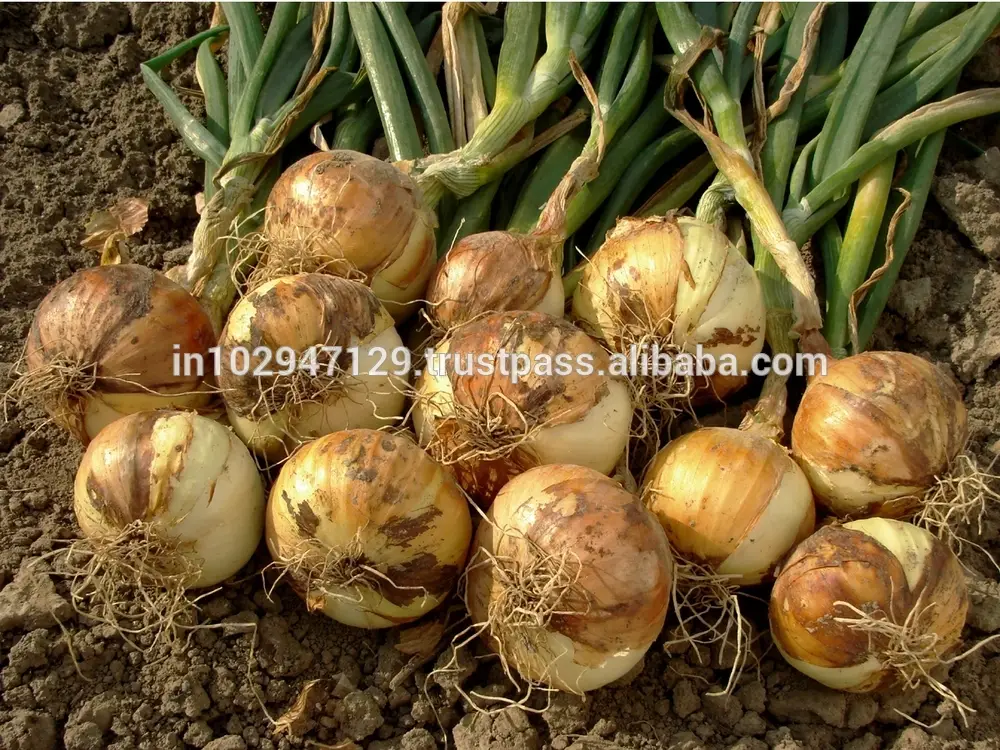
[465,464,673,693]
[218,274,407,461]
[413,310,633,504]
[791,351,968,519]
[259,150,437,322]
[572,215,766,405]
[265,428,472,628]
[641,427,816,586]
[14,264,216,443]
[770,518,969,696]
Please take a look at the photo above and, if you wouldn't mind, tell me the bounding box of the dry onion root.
[8,264,217,443]
[413,310,633,505]
[265,429,472,628]
[245,150,438,323]
[217,273,407,463]
[770,518,981,719]
[71,410,265,648]
[463,464,674,695]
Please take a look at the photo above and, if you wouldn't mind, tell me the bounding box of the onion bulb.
[218,274,407,461]
[265,429,472,628]
[413,311,633,504]
[572,215,766,404]
[641,427,816,585]
[466,464,673,693]
[15,264,216,443]
[74,410,265,590]
[425,231,564,331]
[791,351,968,518]
[770,518,968,693]
[260,151,437,322]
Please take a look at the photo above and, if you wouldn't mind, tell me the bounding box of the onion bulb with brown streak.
[791,351,968,519]
[641,427,816,585]
[259,151,437,323]
[572,215,766,405]
[770,518,968,695]
[218,274,407,462]
[265,429,472,628]
[14,264,216,443]
[465,463,673,693]
[413,310,633,505]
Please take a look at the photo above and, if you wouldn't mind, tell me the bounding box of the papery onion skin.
[467,464,674,693]
[265,429,472,628]
[265,151,437,322]
[74,410,265,588]
[218,274,406,461]
[413,311,633,505]
[791,351,967,517]
[642,427,816,585]
[24,264,217,443]
[426,232,564,330]
[572,215,766,403]
[769,518,968,692]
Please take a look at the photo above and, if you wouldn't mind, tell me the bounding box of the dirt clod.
[0,568,72,632]
[337,691,385,741]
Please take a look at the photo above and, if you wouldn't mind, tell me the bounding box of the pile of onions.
[466,464,673,693]
[260,151,437,322]
[217,274,407,461]
[413,310,633,504]
[791,351,968,518]
[16,264,216,443]
[74,410,265,589]
[641,426,816,585]
[572,215,766,404]
[770,518,968,693]
[265,429,472,628]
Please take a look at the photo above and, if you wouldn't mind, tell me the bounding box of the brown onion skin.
[769,523,967,691]
[791,352,967,516]
[24,265,217,442]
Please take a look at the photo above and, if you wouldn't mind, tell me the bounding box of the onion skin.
[265,429,472,628]
[467,464,674,693]
[572,215,766,403]
[24,264,216,443]
[218,274,406,461]
[426,232,564,330]
[74,410,265,588]
[791,352,967,517]
[770,518,968,692]
[414,311,633,505]
[642,427,816,585]
[265,151,437,322]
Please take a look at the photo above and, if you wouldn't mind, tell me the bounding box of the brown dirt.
[2,5,1000,750]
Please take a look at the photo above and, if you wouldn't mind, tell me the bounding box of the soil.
[2,5,1000,750]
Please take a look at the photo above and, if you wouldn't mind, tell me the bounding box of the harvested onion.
[260,150,437,322]
[265,429,472,628]
[16,264,216,443]
[791,351,968,518]
[413,310,633,504]
[466,464,673,693]
[218,274,407,461]
[770,518,968,694]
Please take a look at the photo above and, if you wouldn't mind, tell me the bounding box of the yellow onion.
[74,410,265,588]
[265,429,472,628]
[791,351,967,517]
[262,150,437,322]
[18,264,216,443]
[425,231,564,330]
[218,274,407,461]
[413,311,633,504]
[641,427,816,585]
[770,518,968,693]
[466,464,674,693]
[572,215,766,403]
